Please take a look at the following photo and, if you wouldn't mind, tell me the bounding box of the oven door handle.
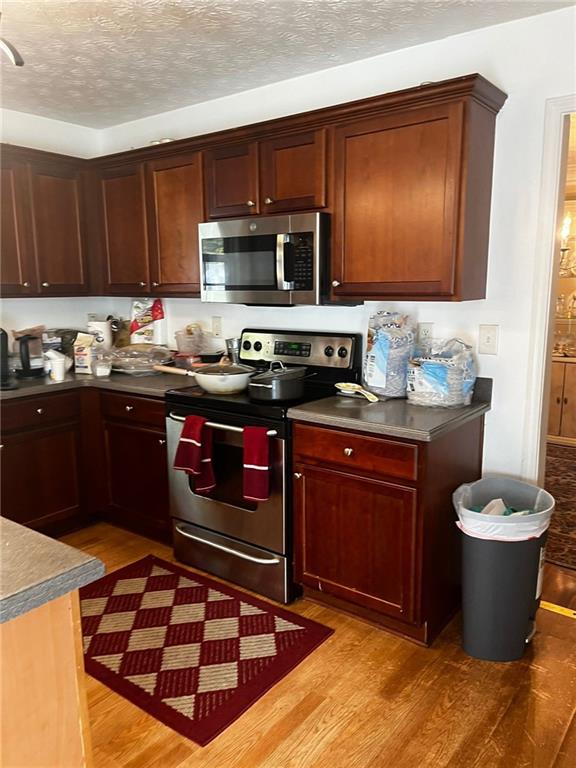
[174,524,281,565]
[168,412,277,437]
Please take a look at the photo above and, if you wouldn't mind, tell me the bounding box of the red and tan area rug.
[80,555,333,745]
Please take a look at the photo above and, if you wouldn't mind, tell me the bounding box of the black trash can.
[453,478,554,662]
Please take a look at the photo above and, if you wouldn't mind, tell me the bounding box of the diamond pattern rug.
[80,555,333,745]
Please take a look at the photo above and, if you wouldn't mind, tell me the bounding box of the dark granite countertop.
[0,371,194,401]
[0,518,105,624]
[288,378,492,442]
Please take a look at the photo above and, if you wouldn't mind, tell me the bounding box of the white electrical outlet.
[478,324,499,355]
[418,322,434,344]
[211,316,223,338]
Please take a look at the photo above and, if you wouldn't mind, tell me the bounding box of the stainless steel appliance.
[198,213,328,305]
[165,328,362,603]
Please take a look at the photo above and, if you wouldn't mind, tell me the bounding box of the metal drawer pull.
[158,438,166,445]
[36,408,44,415]
[344,447,354,456]
[293,472,302,479]
[175,525,280,565]
[169,413,277,437]
[246,200,255,207]
[152,282,160,287]
[332,280,341,288]
[264,197,274,205]
[125,405,134,412]
[138,281,146,287]
[22,281,30,287]
[41,282,50,287]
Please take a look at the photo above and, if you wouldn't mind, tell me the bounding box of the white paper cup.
[50,358,67,382]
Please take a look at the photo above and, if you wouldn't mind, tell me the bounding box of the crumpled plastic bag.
[407,338,476,407]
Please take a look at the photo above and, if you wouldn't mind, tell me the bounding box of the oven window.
[188,435,258,511]
[202,235,277,290]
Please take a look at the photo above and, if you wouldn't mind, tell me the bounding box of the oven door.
[166,411,286,554]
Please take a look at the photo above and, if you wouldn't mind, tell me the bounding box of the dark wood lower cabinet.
[0,393,86,535]
[103,420,170,542]
[293,418,484,645]
[294,464,417,621]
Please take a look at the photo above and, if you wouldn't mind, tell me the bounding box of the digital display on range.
[274,341,312,357]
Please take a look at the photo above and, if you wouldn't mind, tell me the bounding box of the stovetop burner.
[165,328,363,421]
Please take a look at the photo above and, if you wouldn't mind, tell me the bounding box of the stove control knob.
[337,346,348,359]
[324,345,334,357]
[254,341,262,352]
[242,340,252,350]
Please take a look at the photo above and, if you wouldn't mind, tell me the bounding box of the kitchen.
[1,2,576,767]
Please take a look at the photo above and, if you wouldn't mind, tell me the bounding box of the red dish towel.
[243,426,270,502]
[173,415,215,495]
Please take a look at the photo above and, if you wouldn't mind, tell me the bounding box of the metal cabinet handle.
[41,282,50,287]
[557,397,562,404]
[332,280,341,288]
[344,447,354,457]
[564,397,568,405]
[175,524,280,564]
[138,281,146,287]
[152,282,160,287]
[125,405,134,412]
[246,200,255,207]
[294,472,303,479]
[36,408,44,414]
[158,438,166,445]
[264,197,274,205]
[22,281,30,287]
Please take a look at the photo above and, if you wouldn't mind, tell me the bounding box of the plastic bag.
[453,478,554,541]
[363,311,415,398]
[407,338,476,407]
[130,298,166,345]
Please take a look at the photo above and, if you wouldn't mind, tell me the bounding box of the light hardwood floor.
[63,523,576,768]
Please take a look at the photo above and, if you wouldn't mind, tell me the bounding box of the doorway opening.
[543,113,576,570]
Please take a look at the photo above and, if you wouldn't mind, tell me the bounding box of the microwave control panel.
[290,234,314,291]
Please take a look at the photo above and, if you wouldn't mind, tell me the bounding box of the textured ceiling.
[0,0,572,128]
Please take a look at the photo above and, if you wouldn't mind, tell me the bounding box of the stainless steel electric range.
[165,328,362,603]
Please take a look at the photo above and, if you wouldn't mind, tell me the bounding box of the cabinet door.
[28,161,88,296]
[293,464,417,621]
[548,362,565,436]
[260,129,326,213]
[0,158,35,296]
[332,102,464,299]
[204,143,259,218]
[103,421,170,540]
[100,164,150,293]
[146,153,204,295]
[1,425,80,530]
[560,363,576,439]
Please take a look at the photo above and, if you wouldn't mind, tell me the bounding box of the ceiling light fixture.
[0,13,24,67]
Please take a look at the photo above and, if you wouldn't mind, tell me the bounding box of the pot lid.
[251,365,307,383]
[197,362,253,376]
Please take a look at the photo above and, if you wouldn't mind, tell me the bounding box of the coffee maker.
[0,328,18,390]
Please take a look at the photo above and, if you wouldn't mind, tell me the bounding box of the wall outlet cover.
[417,322,434,343]
[211,316,223,338]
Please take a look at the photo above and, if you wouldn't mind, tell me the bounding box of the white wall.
[0,109,101,158]
[0,297,121,337]
[1,8,575,481]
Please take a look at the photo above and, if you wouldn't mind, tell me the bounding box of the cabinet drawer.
[1,391,80,433]
[293,423,418,482]
[101,391,165,429]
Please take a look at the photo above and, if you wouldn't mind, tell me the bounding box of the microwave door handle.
[276,235,295,291]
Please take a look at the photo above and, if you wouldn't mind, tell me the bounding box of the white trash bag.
[453,478,554,542]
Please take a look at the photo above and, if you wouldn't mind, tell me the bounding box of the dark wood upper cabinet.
[28,161,88,296]
[100,163,150,294]
[0,157,35,296]
[259,129,327,213]
[146,152,204,295]
[331,96,500,301]
[204,142,259,218]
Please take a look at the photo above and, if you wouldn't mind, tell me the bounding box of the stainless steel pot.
[248,362,309,401]
[194,362,255,394]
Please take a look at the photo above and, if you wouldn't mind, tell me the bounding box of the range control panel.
[239,329,360,369]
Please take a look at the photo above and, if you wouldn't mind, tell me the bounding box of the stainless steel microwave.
[198,212,328,305]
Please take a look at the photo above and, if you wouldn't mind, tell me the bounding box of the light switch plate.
[478,324,499,355]
[211,316,223,338]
